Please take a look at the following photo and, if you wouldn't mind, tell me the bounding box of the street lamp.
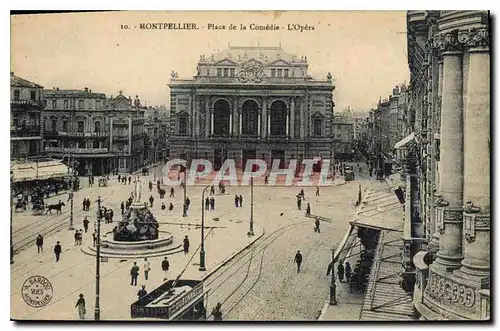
[328,248,337,306]
[248,178,254,236]
[182,174,187,217]
[94,196,102,320]
[199,185,211,271]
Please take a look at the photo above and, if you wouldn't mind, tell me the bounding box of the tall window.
[62,121,68,132]
[93,140,100,148]
[96,100,101,110]
[51,119,57,132]
[271,69,276,77]
[313,119,322,136]
[217,68,222,77]
[64,100,68,109]
[94,121,101,132]
[30,91,37,100]
[277,69,283,78]
[284,69,289,77]
[230,68,235,77]
[223,68,229,77]
[78,100,84,109]
[77,121,84,133]
[13,90,20,100]
[178,117,188,135]
[52,100,57,109]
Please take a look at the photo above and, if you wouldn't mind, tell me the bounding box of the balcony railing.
[11,99,46,109]
[56,131,109,137]
[45,147,109,154]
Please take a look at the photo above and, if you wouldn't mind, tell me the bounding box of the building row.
[10,73,169,176]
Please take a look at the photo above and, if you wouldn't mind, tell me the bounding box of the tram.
[131,279,209,321]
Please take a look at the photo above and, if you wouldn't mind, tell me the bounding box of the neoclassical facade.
[168,46,335,170]
[404,11,490,320]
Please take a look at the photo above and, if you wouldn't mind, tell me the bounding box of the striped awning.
[394,132,415,149]
[11,161,71,182]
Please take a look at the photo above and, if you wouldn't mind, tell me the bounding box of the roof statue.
[171,70,179,79]
[327,72,332,80]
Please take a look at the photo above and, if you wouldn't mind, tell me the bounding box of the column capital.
[433,28,489,54]
[463,212,490,244]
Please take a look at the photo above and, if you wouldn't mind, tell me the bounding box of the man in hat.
[75,294,86,320]
[130,262,139,286]
[161,257,170,281]
[211,303,223,321]
[137,285,147,299]
[143,258,151,280]
[294,250,303,273]
[35,234,44,253]
[54,241,62,262]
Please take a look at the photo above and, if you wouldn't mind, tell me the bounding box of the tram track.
[204,220,310,320]
[12,188,116,256]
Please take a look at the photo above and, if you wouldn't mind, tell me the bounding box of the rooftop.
[200,45,308,66]
[10,72,43,89]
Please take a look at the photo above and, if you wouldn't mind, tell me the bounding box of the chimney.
[53,87,56,91]
[89,89,92,93]
[84,87,88,93]
[56,87,59,91]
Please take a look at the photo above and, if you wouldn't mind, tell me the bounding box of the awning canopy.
[11,160,71,183]
[350,188,404,232]
[394,132,415,149]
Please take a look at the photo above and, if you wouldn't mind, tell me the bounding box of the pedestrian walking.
[162,257,170,281]
[168,203,174,215]
[137,285,147,299]
[294,250,303,273]
[74,230,79,246]
[314,219,320,233]
[185,197,191,211]
[239,195,243,207]
[264,176,268,185]
[75,294,86,320]
[54,241,62,262]
[210,197,215,210]
[149,181,153,191]
[128,176,132,185]
[211,303,223,321]
[78,230,83,245]
[118,174,121,183]
[337,262,345,283]
[130,262,139,286]
[91,176,95,186]
[161,202,166,210]
[143,258,151,280]
[82,199,86,211]
[345,262,352,282]
[300,189,305,200]
[205,197,210,210]
[210,185,215,195]
[149,195,154,208]
[183,235,190,254]
[36,234,44,253]
[109,209,114,222]
[306,203,311,216]
[316,186,320,197]
[297,196,302,210]
[92,231,96,247]
[234,194,239,207]
[170,187,175,198]
[83,217,89,233]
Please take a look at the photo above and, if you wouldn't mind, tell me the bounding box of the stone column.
[204,98,210,137]
[433,43,464,272]
[257,112,261,136]
[290,97,295,138]
[238,110,242,136]
[299,98,305,139]
[229,113,232,136]
[455,38,490,285]
[210,110,214,136]
[262,97,267,139]
[428,58,444,257]
[267,113,271,136]
[285,112,289,136]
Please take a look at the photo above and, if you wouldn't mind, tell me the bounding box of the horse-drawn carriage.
[98,177,108,187]
[14,197,26,212]
[32,203,45,215]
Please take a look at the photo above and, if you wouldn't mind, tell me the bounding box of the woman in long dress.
[75,293,86,320]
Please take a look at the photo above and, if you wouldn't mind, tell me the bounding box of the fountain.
[82,176,182,258]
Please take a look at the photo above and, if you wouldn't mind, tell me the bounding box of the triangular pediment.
[311,111,325,118]
[241,58,264,67]
[176,110,190,116]
[268,59,291,66]
[215,58,238,66]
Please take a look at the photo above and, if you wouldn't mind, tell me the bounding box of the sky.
[11,11,410,113]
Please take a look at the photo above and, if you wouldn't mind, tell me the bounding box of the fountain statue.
[113,177,159,241]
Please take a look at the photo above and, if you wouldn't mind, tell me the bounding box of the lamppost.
[94,196,102,320]
[68,155,75,230]
[199,185,211,271]
[248,178,254,236]
[327,248,337,306]
[10,169,14,264]
[182,174,187,217]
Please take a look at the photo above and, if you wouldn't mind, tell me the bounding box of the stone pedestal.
[433,207,463,271]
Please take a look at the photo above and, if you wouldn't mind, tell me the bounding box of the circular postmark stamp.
[21,276,53,308]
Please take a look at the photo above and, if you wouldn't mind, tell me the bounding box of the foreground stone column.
[262,98,267,139]
[433,48,464,272]
[290,97,295,138]
[454,42,490,287]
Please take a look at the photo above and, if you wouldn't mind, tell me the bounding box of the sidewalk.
[11,203,264,320]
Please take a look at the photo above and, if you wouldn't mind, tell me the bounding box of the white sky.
[11,11,409,113]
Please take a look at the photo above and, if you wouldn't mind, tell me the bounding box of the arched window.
[241,100,259,136]
[213,99,231,136]
[270,100,287,136]
[178,116,188,135]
